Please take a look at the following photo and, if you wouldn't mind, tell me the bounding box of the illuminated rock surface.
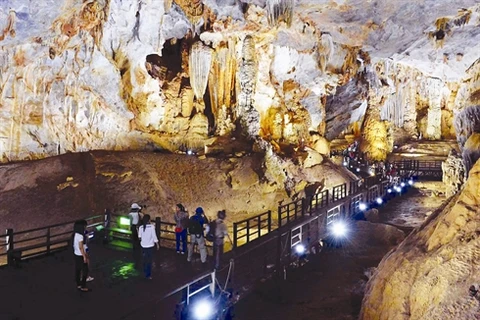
[0,1,479,162]
[360,159,480,320]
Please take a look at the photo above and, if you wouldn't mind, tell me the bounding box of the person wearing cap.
[187,207,208,264]
[129,203,142,242]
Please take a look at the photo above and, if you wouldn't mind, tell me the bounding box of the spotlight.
[387,188,392,193]
[359,203,367,211]
[191,299,215,320]
[395,186,402,193]
[408,179,413,185]
[295,244,306,255]
[376,197,383,205]
[119,217,130,226]
[331,221,347,237]
[356,168,360,172]
[400,182,406,187]
[187,150,193,155]
[343,161,348,166]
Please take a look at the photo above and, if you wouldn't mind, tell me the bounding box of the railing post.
[278,205,282,228]
[326,190,329,206]
[155,217,161,246]
[46,227,51,255]
[6,228,14,267]
[233,223,238,249]
[257,215,261,239]
[267,210,272,232]
[302,198,307,216]
[103,209,111,244]
[246,220,250,244]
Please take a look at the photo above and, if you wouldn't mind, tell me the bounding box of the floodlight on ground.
[187,150,193,155]
[376,197,383,205]
[408,179,413,185]
[400,182,406,187]
[387,188,392,193]
[359,202,367,211]
[191,299,215,320]
[395,186,402,193]
[356,168,360,172]
[119,217,130,226]
[295,244,306,255]
[343,161,348,166]
[331,221,347,238]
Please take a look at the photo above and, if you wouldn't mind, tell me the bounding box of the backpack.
[205,220,217,242]
[188,215,203,236]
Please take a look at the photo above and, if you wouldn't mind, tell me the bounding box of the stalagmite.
[237,35,259,137]
[189,41,213,102]
[266,0,295,27]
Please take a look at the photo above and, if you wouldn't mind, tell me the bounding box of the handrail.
[12,215,103,236]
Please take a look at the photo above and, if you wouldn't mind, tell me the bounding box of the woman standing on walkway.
[72,220,91,292]
[138,214,159,279]
[174,204,189,254]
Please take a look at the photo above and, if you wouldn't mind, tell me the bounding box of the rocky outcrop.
[360,158,480,320]
[442,150,466,197]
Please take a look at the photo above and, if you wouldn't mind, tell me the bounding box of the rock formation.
[1,1,479,163]
[442,150,466,197]
[360,158,480,320]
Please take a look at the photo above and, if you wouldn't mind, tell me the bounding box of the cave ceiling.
[0,0,479,162]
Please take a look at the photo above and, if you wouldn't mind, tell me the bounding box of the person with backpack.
[174,203,189,254]
[187,207,208,264]
[212,210,232,270]
[129,203,143,242]
[138,214,159,279]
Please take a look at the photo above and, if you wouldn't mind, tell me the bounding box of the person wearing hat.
[187,207,208,264]
[129,203,142,242]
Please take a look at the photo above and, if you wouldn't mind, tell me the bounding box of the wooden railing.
[232,210,272,249]
[2,215,104,266]
[278,198,304,228]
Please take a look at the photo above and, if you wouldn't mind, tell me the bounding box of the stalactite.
[189,41,213,102]
[266,0,295,27]
[180,85,194,117]
[208,39,236,134]
[317,32,334,74]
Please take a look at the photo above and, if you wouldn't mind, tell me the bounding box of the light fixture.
[387,188,392,193]
[192,299,215,320]
[376,197,383,205]
[356,168,360,172]
[187,150,193,155]
[295,244,306,254]
[408,179,413,185]
[119,217,130,226]
[400,182,406,187]
[343,161,348,166]
[359,203,367,211]
[395,186,402,193]
[331,221,347,237]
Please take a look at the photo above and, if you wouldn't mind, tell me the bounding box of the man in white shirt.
[129,203,142,241]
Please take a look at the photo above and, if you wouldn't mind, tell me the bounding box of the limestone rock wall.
[1,1,480,163]
[360,158,480,320]
[442,150,466,197]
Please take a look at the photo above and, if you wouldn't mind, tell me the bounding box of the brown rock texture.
[360,158,480,320]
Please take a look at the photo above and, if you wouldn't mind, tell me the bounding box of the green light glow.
[119,217,130,226]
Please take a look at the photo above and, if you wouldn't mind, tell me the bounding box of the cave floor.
[0,243,211,320]
[234,181,448,320]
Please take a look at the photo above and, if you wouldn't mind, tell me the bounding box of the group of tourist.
[72,203,232,292]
